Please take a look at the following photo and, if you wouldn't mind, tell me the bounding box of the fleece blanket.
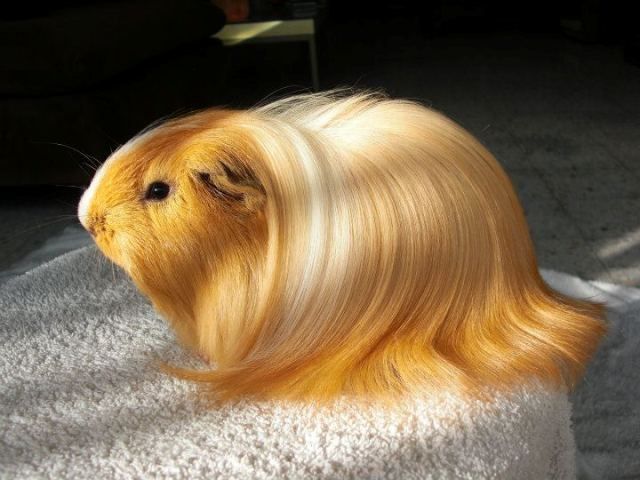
[0,246,638,479]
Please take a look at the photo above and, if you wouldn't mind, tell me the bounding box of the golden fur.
[79,90,607,403]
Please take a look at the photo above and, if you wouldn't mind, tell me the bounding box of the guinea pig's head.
[78,111,268,343]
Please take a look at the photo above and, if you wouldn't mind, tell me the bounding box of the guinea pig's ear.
[195,161,266,212]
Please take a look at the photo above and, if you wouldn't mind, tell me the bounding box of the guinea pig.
[78,90,606,403]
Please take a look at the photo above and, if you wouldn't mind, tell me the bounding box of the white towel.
[0,246,635,479]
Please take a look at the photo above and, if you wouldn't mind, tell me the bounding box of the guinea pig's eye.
[145,181,171,201]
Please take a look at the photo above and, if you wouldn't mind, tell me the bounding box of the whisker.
[82,161,99,173]
[39,142,101,165]
[55,184,86,191]
[52,199,81,209]
[78,163,94,177]
[36,141,104,176]
[0,217,78,244]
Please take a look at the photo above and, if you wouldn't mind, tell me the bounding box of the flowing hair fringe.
[158,90,607,404]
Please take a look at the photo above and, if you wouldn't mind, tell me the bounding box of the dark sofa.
[0,0,228,185]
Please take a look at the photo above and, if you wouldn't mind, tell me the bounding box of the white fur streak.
[77,161,107,228]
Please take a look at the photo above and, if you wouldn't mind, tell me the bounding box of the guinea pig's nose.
[85,221,97,237]
[83,214,104,237]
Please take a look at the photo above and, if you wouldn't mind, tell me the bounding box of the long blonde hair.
[85,90,607,403]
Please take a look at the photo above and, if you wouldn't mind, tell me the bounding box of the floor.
[1,21,639,286]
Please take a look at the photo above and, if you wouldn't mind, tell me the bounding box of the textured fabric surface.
[0,247,635,479]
